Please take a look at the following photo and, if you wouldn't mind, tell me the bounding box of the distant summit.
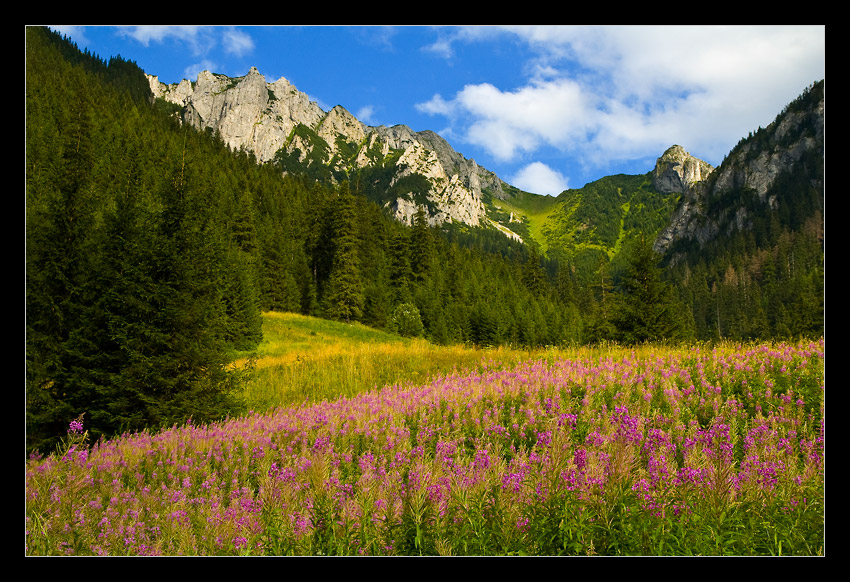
[148,68,512,234]
[652,145,714,194]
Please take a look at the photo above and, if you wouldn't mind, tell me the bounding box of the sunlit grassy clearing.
[237,312,569,412]
[235,311,715,414]
[491,193,560,253]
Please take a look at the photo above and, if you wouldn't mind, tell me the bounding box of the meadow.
[25,313,825,556]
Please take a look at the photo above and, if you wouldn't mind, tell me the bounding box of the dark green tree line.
[26,27,263,452]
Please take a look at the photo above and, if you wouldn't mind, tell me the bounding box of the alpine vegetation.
[26,339,824,556]
[26,27,825,557]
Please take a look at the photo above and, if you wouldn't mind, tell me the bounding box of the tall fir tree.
[584,256,617,343]
[389,228,414,305]
[409,206,434,283]
[322,181,365,323]
[612,235,684,344]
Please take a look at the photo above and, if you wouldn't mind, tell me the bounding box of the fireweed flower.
[25,339,823,555]
[573,448,587,471]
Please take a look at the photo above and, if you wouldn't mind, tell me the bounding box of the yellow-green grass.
[235,312,572,412]
[233,312,738,415]
[491,192,561,252]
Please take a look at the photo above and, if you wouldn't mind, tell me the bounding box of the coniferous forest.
[25,27,824,456]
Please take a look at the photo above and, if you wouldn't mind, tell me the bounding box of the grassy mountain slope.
[487,186,561,251]
[495,174,680,280]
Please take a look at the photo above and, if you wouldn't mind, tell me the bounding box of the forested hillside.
[25,27,823,455]
[663,81,824,341]
[539,173,682,282]
[25,27,585,454]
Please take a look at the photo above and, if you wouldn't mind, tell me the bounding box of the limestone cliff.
[149,68,325,164]
[651,145,714,195]
[387,141,487,227]
[148,67,506,232]
[653,82,824,257]
[651,145,716,252]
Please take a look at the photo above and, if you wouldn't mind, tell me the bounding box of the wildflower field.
[25,336,824,556]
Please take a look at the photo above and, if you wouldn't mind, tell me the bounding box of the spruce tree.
[584,257,617,343]
[410,206,434,282]
[389,228,414,305]
[322,181,365,323]
[612,236,683,344]
[522,246,549,298]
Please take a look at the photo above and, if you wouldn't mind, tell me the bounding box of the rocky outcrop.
[654,82,824,257]
[148,67,325,164]
[651,146,716,252]
[148,67,503,232]
[386,141,487,227]
[652,145,714,194]
[317,105,367,160]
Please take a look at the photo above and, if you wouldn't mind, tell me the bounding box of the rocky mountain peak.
[653,81,824,257]
[652,145,714,194]
[147,68,325,164]
[147,67,505,233]
[317,105,367,157]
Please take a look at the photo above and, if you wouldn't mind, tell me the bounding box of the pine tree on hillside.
[583,257,617,343]
[322,181,365,323]
[612,235,684,344]
[410,206,434,282]
[522,246,549,298]
[389,229,414,305]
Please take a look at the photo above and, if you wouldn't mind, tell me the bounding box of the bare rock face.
[652,145,714,194]
[148,67,325,164]
[387,141,487,227]
[148,67,501,231]
[651,145,716,253]
[317,105,367,159]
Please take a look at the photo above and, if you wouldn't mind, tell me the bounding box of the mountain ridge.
[147,66,719,254]
[148,66,823,275]
[148,67,511,233]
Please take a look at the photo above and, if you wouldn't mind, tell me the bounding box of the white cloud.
[422,37,454,59]
[356,105,376,124]
[222,27,254,58]
[422,79,594,162]
[421,26,502,59]
[116,25,206,50]
[183,60,219,82]
[115,25,257,62]
[462,79,593,159]
[418,25,825,169]
[510,162,568,196]
[415,94,454,116]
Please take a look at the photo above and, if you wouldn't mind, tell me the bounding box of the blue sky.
[48,25,825,196]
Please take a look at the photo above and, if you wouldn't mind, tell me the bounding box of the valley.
[25,25,825,557]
